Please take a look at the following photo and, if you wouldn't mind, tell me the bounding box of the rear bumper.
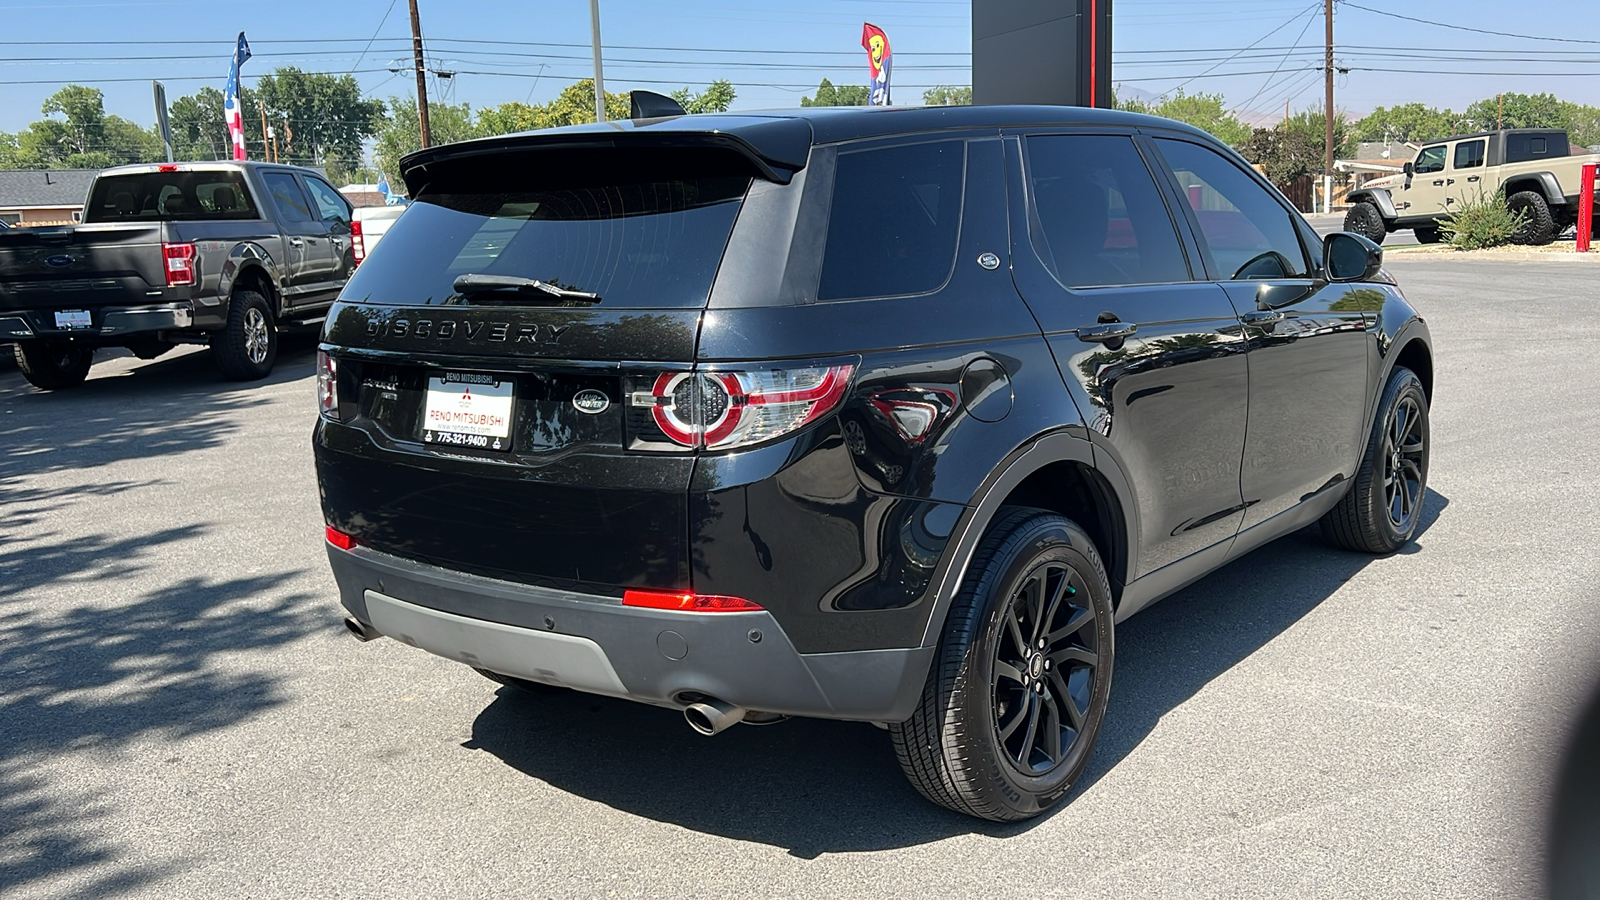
[0,302,195,341]
[328,543,933,722]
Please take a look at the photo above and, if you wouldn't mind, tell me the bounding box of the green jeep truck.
[1345,128,1600,245]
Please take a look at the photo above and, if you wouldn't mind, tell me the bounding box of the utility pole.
[1324,0,1335,215]
[257,100,270,161]
[1498,93,1504,130]
[589,0,607,122]
[409,0,432,147]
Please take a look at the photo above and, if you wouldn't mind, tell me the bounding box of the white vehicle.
[353,204,408,257]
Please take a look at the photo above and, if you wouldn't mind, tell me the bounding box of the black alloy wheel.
[1321,366,1430,553]
[1344,202,1387,245]
[891,508,1114,821]
[13,340,93,390]
[992,560,1100,775]
[1413,225,1443,244]
[1508,190,1556,245]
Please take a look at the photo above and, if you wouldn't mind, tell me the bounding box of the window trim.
[812,134,971,304]
[1014,129,1202,292]
[1413,144,1448,176]
[260,168,320,228]
[1142,132,1315,284]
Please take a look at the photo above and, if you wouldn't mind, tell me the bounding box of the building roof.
[0,169,99,209]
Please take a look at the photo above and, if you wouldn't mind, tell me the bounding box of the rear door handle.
[289,238,304,247]
[1241,310,1285,325]
[1467,175,1480,182]
[1075,322,1137,343]
[1446,178,1455,185]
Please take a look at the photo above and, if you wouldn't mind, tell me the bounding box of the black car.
[316,104,1432,822]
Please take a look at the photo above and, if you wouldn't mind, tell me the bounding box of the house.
[338,184,388,208]
[0,169,99,227]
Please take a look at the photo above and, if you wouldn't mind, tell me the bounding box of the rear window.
[84,170,259,223]
[1505,131,1568,163]
[340,176,749,309]
[818,140,965,301]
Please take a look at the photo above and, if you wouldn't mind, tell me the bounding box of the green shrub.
[1440,187,1528,250]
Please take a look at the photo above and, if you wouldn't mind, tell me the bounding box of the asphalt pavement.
[2,258,1597,899]
[1306,212,1421,247]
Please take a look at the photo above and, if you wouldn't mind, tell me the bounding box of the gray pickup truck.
[0,161,359,390]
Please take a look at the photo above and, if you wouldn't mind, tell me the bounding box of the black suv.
[316,105,1432,822]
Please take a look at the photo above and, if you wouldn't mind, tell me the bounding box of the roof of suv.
[399,105,1216,186]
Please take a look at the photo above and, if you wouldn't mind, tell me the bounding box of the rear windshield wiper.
[452,273,601,303]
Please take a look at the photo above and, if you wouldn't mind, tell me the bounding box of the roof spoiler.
[630,91,686,120]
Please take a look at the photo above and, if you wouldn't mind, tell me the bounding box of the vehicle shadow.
[466,489,1449,855]
[0,333,318,481]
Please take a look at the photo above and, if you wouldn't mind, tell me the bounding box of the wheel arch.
[219,243,284,316]
[1348,188,1398,221]
[1391,332,1433,402]
[1505,173,1564,206]
[916,432,1138,649]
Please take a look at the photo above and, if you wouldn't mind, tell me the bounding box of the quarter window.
[262,172,316,225]
[1155,138,1310,281]
[1024,135,1190,288]
[817,140,965,301]
[1454,140,1486,170]
[1413,145,1447,175]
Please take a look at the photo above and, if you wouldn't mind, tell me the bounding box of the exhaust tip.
[684,698,746,736]
[343,616,381,642]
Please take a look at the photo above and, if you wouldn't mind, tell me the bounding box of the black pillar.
[972,0,1112,108]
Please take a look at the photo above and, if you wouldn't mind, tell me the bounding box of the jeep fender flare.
[1504,172,1565,205]
[217,243,284,314]
[1348,188,1398,220]
[915,430,1139,649]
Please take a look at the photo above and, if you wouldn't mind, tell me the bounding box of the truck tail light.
[316,350,338,419]
[163,242,196,287]
[631,363,855,451]
[350,220,365,267]
[622,589,762,612]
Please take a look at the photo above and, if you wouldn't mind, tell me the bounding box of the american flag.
[224,32,251,161]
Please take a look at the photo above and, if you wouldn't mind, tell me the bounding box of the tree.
[169,86,236,161]
[254,67,385,176]
[1116,89,1249,148]
[922,85,972,106]
[670,80,736,114]
[1352,103,1463,144]
[2,85,162,169]
[372,97,480,194]
[1278,107,1355,163]
[1464,92,1569,132]
[1562,102,1600,149]
[1242,125,1323,186]
[801,78,868,107]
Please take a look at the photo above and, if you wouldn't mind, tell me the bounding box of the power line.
[1339,2,1600,45]
[1156,1,1322,98]
[1232,5,1322,113]
[350,0,401,76]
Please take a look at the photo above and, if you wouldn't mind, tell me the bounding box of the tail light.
[350,220,365,267]
[317,350,338,419]
[163,242,196,287]
[622,589,762,612]
[629,363,854,451]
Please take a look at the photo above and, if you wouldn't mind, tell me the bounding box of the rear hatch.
[318,137,791,593]
[0,223,166,318]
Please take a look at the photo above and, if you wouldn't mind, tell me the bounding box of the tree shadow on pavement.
[0,333,318,481]
[465,490,1449,856]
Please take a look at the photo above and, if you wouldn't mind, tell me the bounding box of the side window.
[1453,140,1486,170]
[262,172,316,226]
[304,177,351,225]
[1024,134,1190,288]
[817,140,965,302]
[1155,138,1311,281]
[1413,145,1447,175]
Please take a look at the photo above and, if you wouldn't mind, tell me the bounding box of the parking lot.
[2,255,1597,899]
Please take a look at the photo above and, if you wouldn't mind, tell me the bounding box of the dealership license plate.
[422,372,515,452]
[53,309,91,330]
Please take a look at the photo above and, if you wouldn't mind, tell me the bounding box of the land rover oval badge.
[572,389,610,415]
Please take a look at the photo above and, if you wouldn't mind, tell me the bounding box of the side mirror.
[1402,161,1414,176]
[1324,232,1384,283]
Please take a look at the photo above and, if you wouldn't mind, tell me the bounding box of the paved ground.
[2,258,1597,899]
[1305,212,1421,247]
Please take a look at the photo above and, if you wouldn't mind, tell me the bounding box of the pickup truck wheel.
[1508,191,1557,245]
[890,507,1113,822]
[1413,225,1443,244]
[211,289,277,380]
[1344,201,1387,244]
[13,341,93,391]
[1320,366,1429,553]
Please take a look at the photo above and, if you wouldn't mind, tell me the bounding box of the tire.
[1320,366,1430,553]
[211,289,278,380]
[890,507,1114,822]
[13,340,92,390]
[1508,190,1556,245]
[474,667,562,696]
[1344,201,1387,244]
[1413,225,1443,244]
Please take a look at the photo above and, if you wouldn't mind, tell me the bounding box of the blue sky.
[3,0,1599,133]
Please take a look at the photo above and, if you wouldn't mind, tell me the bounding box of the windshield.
[340,176,749,309]
[84,170,260,223]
